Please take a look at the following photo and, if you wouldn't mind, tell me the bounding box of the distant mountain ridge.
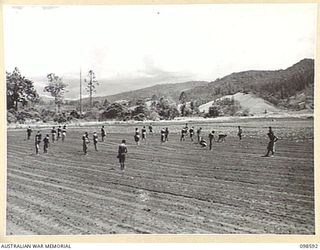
[64,58,314,111]
[80,81,209,104]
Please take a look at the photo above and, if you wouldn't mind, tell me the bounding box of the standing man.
[57,125,62,140]
[27,126,32,140]
[141,126,147,141]
[160,128,166,143]
[184,123,189,136]
[117,139,128,175]
[51,126,57,143]
[196,127,202,143]
[165,127,169,141]
[238,126,243,140]
[209,130,215,150]
[148,123,153,135]
[82,132,90,155]
[62,125,67,142]
[101,125,106,142]
[134,128,140,145]
[93,131,98,151]
[43,134,50,153]
[265,128,278,157]
[180,127,187,141]
[35,131,42,155]
[189,126,194,141]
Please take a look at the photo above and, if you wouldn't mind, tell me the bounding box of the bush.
[133,113,146,121]
[83,110,100,121]
[99,103,130,120]
[53,114,67,123]
[69,110,80,119]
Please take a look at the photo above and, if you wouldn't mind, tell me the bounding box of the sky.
[3,4,317,99]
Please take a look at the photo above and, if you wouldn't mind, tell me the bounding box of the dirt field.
[6,118,314,235]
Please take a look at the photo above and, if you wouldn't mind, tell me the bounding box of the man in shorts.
[141,126,147,141]
[134,128,140,145]
[51,126,57,143]
[27,126,32,140]
[117,139,128,174]
[43,134,50,153]
[35,131,42,155]
[101,125,106,142]
[82,132,90,155]
[180,127,187,141]
[196,127,202,143]
[189,127,194,141]
[160,128,166,143]
[208,130,215,150]
[165,127,169,141]
[93,131,98,151]
[238,126,243,140]
[62,126,67,142]
[57,125,62,140]
[265,128,278,157]
[148,124,153,135]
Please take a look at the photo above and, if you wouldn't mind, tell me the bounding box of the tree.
[156,98,179,119]
[100,102,129,120]
[180,103,186,116]
[44,73,68,113]
[208,105,220,117]
[85,70,99,108]
[179,91,187,104]
[103,99,110,108]
[6,67,39,111]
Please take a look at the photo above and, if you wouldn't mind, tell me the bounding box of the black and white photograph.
[3,3,316,236]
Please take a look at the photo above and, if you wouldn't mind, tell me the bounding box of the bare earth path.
[6,118,314,235]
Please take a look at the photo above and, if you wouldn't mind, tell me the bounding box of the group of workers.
[27,122,278,174]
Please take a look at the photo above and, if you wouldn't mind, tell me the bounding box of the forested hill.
[183,58,314,106]
[88,81,209,104]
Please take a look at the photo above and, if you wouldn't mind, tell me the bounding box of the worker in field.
[82,132,90,155]
[160,128,166,142]
[141,126,147,141]
[148,124,153,135]
[62,126,67,142]
[27,126,32,140]
[264,128,278,157]
[117,139,128,175]
[51,126,57,143]
[184,123,189,136]
[199,137,207,148]
[165,127,169,141]
[209,130,215,150]
[101,125,106,142]
[43,134,50,153]
[180,127,187,141]
[35,131,42,155]
[57,125,62,140]
[93,131,99,151]
[196,127,202,143]
[268,126,274,136]
[189,126,194,141]
[134,128,140,145]
[238,126,243,140]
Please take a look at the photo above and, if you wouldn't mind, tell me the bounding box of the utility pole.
[79,68,82,115]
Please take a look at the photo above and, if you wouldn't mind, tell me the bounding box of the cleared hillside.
[199,92,280,115]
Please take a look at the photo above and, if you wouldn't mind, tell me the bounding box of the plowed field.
[6,118,314,235]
